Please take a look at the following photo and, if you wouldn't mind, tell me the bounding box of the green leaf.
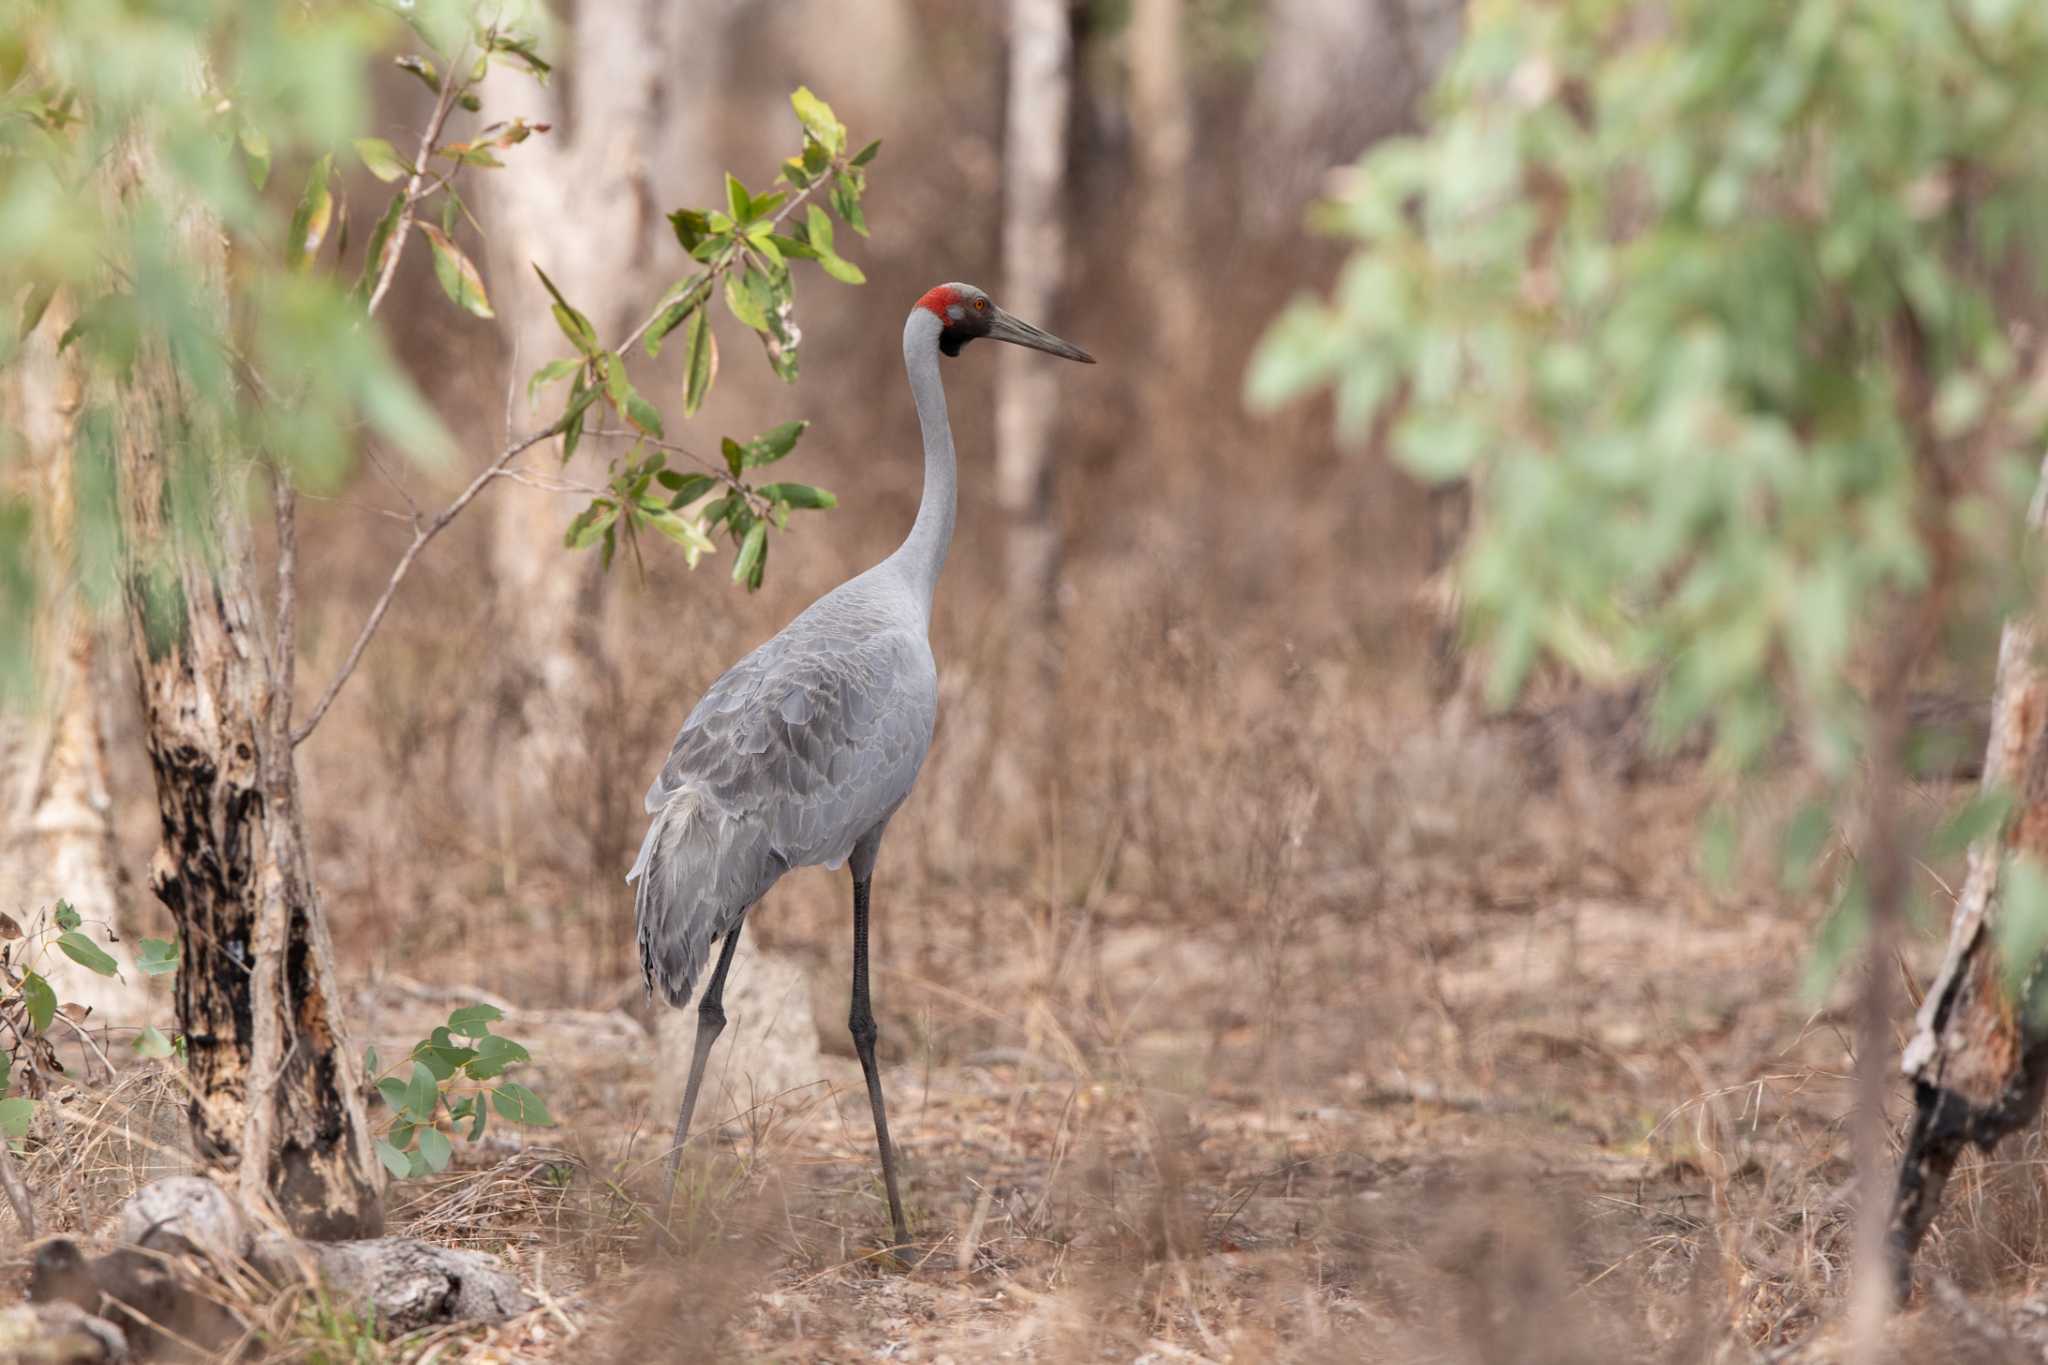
[57,930,118,978]
[2003,855,2048,1000]
[286,154,335,269]
[790,86,845,157]
[418,224,494,318]
[722,437,746,478]
[726,172,751,222]
[375,1138,411,1180]
[748,419,807,466]
[464,1033,531,1081]
[645,277,712,358]
[851,138,881,167]
[395,54,441,94]
[411,1028,477,1081]
[0,1098,32,1142]
[732,519,767,588]
[831,172,867,236]
[403,1061,440,1124]
[53,902,79,931]
[376,1077,408,1112]
[352,191,407,303]
[446,1004,503,1037]
[418,1125,453,1173]
[820,253,865,286]
[564,500,618,550]
[526,357,582,407]
[535,265,597,353]
[135,938,178,977]
[467,1101,487,1141]
[669,208,710,252]
[684,308,717,416]
[766,233,821,262]
[133,1025,173,1060]
[491,1081,555,1126]
[640,508,715,566]
[238,123,271,190]
[758,482,837,510]
[353,137,410,183]
[805,205,835,257]
[0,1045,11,1093]
[663,472,720,509]
[1932,789,2015,860]
[725,271,770,332]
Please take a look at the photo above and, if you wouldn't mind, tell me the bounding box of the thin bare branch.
[363,39,470,321]
[291,419,560,747]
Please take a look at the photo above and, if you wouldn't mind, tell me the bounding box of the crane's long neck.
[890,308,955,616]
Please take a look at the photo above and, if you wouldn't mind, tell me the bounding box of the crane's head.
[916,283,1095,363]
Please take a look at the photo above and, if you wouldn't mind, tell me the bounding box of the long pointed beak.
[988,306,1096,363]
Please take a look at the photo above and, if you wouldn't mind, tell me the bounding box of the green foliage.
[366,1002,551,1179]
[1252,0,2048,748]
[0,900,184,1149]
[1251,0,2048,998]
[534,87,872,589]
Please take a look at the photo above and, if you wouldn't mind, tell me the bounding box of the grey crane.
[628,282,1093,1247]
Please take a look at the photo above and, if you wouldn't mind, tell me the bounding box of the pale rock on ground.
[650,927,827,1139]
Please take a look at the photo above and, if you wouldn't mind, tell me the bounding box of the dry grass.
[16,13,2048,1360]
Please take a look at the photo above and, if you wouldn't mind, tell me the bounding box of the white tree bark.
[997,0,1076,637]
[479,1,747,732]
[0,294,152,1028]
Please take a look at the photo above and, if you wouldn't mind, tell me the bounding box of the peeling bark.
[1890,453,2048,1294]
[0,293,150,1027]
[102,133,381,1237]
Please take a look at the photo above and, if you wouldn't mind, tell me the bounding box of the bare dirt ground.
[17,750,2019,1363]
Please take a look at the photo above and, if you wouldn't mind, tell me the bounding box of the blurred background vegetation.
[14,0,2048,1358]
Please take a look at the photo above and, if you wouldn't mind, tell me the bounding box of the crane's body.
[629,284,1092,1247]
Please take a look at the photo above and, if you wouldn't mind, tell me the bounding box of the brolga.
[628,283,1093,1247]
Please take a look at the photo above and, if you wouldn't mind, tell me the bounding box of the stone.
[0,1301,127,1363]
[116,1175,250,1262]
[651,931,825,1138]
[251,1234,535,1333]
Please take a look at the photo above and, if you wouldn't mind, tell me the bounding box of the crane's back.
[629,563,938,1004]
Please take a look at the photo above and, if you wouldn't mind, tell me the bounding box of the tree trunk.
[0,293,151,1027]
[997,0,1075,641]
[479,1,742,741]
[104,139,382,1238]
[1889,450,2048,1295]
[1127,0,1199,432]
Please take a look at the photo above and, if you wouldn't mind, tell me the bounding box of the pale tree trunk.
[1890,449,2048,1293]
[0,294,152,1027]
[1244,0,1462,234]
[105,139,381,1238]
[1127,0,1197,429]
[997,0,1075,643]
[479,1,743,741]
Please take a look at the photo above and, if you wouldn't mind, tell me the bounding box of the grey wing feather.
[628,616,935,1007]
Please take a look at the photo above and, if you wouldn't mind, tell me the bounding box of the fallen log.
[24,1176,535,1355]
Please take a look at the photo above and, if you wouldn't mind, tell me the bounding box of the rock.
[0,1300,127,1363]
[251,1234,536,1333]
[116,1176,250,1263]
[25,1239,238,1358]
[651,930,824,1136]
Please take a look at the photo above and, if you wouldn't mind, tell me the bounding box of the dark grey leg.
[850,876,910,1246]
[666,918,745,1184]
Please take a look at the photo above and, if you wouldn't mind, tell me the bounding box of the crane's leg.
[666,917,746,1185]
[850,875,910,1247]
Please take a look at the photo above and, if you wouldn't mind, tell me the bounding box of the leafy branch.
[365,1003,551,1179]
[528,86,875,585]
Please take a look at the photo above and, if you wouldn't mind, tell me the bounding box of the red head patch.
[916,284,964,320]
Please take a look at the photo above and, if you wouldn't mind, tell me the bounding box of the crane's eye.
[973,297,988,313]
